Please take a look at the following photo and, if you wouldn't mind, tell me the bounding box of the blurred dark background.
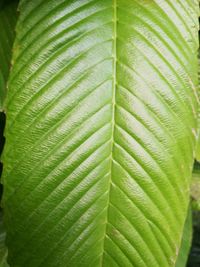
[0,112,5,200]
[187,211,200,266]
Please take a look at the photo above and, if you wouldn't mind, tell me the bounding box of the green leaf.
[0,0,18,110]
[195,38,200,162]
[2,1,199,266]
[175,207,192,267]
[195,136,200,162]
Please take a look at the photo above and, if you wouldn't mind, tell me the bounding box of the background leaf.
[175,207,192,267]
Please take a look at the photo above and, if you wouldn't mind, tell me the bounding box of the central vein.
[101,0,117,265]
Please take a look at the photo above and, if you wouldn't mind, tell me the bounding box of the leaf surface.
[2,0,199,266]
[0,0,18,110]
[195,50,200,162]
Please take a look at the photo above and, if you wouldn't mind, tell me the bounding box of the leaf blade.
[2,1,199,266]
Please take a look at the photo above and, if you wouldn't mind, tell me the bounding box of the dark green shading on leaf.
[0,0,18,199]
[0,0,18,110]
[0,1,18,265]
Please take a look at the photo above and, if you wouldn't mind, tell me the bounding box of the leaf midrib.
[101,0,117,265]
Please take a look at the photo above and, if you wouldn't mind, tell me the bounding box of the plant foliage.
[0,1,199,267]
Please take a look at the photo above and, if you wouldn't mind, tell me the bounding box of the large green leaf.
[0,0,18,110]
[2,0,199,266]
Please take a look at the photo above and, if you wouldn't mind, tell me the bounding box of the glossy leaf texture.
[2,0,199,266]
[0,0,18,110]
